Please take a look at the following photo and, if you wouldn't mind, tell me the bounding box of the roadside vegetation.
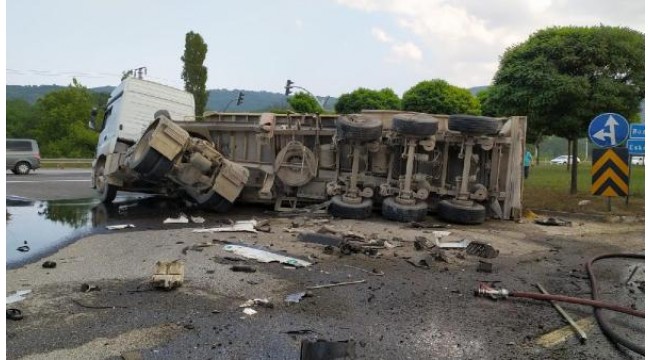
[524,163,645,215]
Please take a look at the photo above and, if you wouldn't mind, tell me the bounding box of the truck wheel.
[95,162,117,204]
[328,195,373,219]
[14,162,31,175]
[436,199,486,225]
[199,192,232,213]
[448,115,499,135]
[336,115,382,142]
[154,109,171,120]
[131,129,169,177]
[392,113,439,136]
[381,196,428,222]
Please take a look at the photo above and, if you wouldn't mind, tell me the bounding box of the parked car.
[550,155,581,165]
[631,156,645,166]
[7,138,41,174]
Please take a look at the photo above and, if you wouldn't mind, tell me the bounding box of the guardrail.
[41,158,93,167]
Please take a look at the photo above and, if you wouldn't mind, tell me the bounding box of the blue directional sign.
[627,139,645,156]
[629,124,645,139]
[588,113,629,148]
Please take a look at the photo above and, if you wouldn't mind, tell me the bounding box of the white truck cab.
[93,78,195,159]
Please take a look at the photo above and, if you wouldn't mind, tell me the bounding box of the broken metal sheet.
[239,298,273,308]
[106,224,135,230]
[223,244,311,267]
[163,214,189,224]
[6,289,32,305]
[193,220,258,233]
[437,238,471,249]
[285,292,309,304]
[535,217,572,227]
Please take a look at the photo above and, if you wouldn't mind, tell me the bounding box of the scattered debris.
[536,283,588,343]
[298,232,342,247]
[151,260,185,290]
[466,241,499,259]
[432,249,451,263]
[306,279,366,290]
[80,283,101,292]
[535,217,572,227]
[16,245,30,252]
[522,209,538,220]
[300,339,356,360]
[406,221,450,229]
[224,244,311,267]
[406,254,433,269]
[6,309,23,321]
[163,214,189,224]
[240,298,274,308]
[286,329,315,335]
[343,264,385,276]
[285,291,314,304]
[383,241,398,249]
[577,200,592,207]
[6,290,32,305]
[626,265,640,286]
[477,260,493,273]
[230,265,257,273]
[106,224,135,230]
[42,261,57,268]
[437,238,471,249]
[242,308,258,316]
[254,219,271,232]
[182,242,217,254]
[193,220,258,233]
[190,216,205,224]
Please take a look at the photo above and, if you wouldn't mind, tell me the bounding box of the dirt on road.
[6,206,645,360]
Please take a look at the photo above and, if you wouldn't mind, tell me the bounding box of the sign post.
[588,113,630,211]
[626,124,645,205]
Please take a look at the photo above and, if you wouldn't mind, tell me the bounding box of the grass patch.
[523,163,645,215]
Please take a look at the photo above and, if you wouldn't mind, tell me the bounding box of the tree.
[33,79,99,158]
[402,79,480,115]
[489,26,644,194]
[288,92,322,114]
[181,31,209,118]
[7,99,37,138]
[335,88,400,114]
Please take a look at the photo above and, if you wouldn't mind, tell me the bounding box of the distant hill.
[468,85,488,95]
[6,84,337,112]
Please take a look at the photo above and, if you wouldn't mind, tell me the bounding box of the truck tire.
[131,129,170,179]
[95,161,117,204]
[392,113,439,136]
[448,115,499,135]
[199,192,233,213]
[381,196,428,222]
[154,109,171,120]
[336,115,382,142]
[436,199,486,225]
[328,195,373,219]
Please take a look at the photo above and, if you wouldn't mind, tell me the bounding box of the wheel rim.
[96,165,106,193]
[17,163,29,174]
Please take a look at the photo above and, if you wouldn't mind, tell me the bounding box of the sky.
[6,0,646,97]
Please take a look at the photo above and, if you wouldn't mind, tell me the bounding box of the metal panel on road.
[591,148,629,197]
[588,113,629,148]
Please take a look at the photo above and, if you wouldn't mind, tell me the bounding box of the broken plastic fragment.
[7,289,32,305]
[193,220,258,233]
[106,224,135,230]
[242,308,257,316]
[223,244,311,267]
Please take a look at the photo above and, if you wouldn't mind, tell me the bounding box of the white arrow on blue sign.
[588,113,629,148]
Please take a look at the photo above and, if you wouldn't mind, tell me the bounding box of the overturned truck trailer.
[177,110,526,224]
[91,79,525,225]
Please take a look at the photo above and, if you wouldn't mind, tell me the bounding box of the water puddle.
[6,195,184,269]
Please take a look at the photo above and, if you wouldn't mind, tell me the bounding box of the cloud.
[295,19,304,29]
[336,0,645,86]
[371,27,393,43]
[389,42,423,62]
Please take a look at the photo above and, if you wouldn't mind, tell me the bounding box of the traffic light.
[285,79,294,96]
[236,91,245,106]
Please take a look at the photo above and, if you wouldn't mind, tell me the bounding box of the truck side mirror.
[88,108,98,130]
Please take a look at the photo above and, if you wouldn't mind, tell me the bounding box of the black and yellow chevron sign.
[591,148,629,197]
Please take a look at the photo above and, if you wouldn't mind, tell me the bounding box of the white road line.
[7,179,91,183]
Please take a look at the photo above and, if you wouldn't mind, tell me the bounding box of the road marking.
[7,179,91,183]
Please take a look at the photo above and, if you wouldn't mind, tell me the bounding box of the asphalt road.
[7,169,97,200]
[5,170,645,359]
